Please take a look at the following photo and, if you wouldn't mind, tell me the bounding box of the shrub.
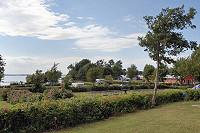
[184,89,200,101]
[6,90,41,104]
[0,88,11,101]
[43,87,73,101]
[0,89,187,133]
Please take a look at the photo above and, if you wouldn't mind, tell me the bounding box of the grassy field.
[49,101,200,133]
[0,101,12,108]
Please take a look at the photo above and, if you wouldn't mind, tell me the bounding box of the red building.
[183,75,195,84]
[164,75,179,84]
[164,75,195,84]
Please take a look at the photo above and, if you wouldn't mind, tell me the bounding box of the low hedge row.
[0,89,187,133]
[70,84,185,92]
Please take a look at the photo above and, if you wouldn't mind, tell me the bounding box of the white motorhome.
[96,79,105,84]
[71,83,84,87]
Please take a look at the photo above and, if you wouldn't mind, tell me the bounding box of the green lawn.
[0,101,12,108]
[50,101,200,133]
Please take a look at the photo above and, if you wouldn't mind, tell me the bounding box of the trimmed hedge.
[69,84,184,92]
[0,89,187,133]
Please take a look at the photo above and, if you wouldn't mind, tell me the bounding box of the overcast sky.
[0,0,199,74]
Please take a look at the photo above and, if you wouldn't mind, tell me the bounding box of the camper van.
[96,79,105,84]
[71,83,84,87]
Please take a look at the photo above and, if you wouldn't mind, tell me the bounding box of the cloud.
[86,17,95,20]
[123,14,135,22]
[74,33,145,52]
[0,0,146,52]
[0,0,111,40]
[64,22,76,26]
[124,33,146,38]
[77,16,83,20]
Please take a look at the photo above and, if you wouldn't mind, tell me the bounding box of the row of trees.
[65,59,127,82]
[170,45,200,82]
[142,45,200,84]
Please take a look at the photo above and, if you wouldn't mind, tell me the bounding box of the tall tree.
[138,5,198,104]
[171,57,191,83]
[111,65,122,79]
[45,63,62,85]
[0,55,5,82]
[190,46,200,82]
[86,67,103,83]
[143,64,155,82]
[127,64,138,82]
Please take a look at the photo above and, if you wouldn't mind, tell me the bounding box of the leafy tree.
[189,46,200,82]
[45,63,62,85]
[86,67,103,83]
[30,70,44,93]
[105,75,113,82]
[127,64,138,82]
[111,65,122,79]
[115,60,123,68]
[26,74,34,83]
[67,59,91,80]
[170,57,191,83]
[95,59,105,68]
[151,63,169,82]
[143,64,155,82]
[77,63,95,81]
[103,67,113,77]
[108,59,115,67]
[138,5,198,104]
[0,55,5,82]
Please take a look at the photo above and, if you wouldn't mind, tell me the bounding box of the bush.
[184,89,200,101]
[43,87,73,101]
[6,90,41,104]
[0,88,11,101]
[0,89,186,133]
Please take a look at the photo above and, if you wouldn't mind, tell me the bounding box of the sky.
[0,0,199,74]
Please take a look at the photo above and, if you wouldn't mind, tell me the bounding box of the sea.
[0,75,27,86]
[0,74,66,86]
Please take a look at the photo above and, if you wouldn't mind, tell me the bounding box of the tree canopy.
[142,64,155,82]
[127,64,138,81]
[138,5,198,104]
[45,63,62,84]
[0,55,5,82]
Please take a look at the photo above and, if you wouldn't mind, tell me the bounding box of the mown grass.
[50,101,200,133]
[0,101,12,108]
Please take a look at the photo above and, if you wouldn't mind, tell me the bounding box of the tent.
[192,84,200,89]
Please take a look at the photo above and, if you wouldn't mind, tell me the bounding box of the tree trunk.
[152,60,159,105]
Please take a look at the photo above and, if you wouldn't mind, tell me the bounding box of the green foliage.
[142,64,155,81]
[86,67,103,82]
[45,63,62,84]
[138,5,197,103]
[111,65,122,79]
[0,88,11,101]
[0,89,187,133]
[184,89,200,101]
[104,75,113,82]
[127,64,138,81]
[29,70,45,93]
[43,87,73,100]
[151,63,169,82]
[190,46,200,82]
[6,90,41,104]
[0,55,5,82]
